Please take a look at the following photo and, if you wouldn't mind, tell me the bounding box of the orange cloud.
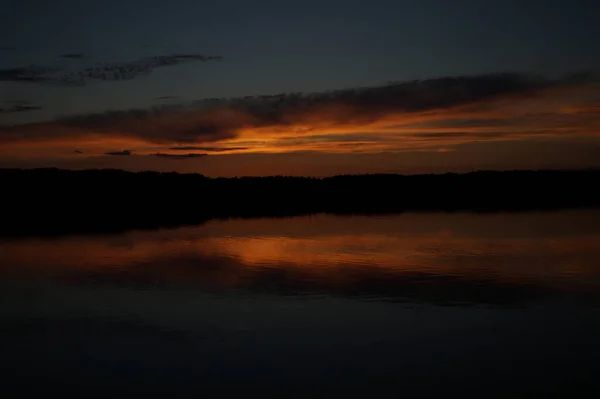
[0,72,598,159]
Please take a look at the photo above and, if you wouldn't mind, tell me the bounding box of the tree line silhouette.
[1,168,599,237]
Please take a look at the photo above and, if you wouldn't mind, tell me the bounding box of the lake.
[1,210,600,397]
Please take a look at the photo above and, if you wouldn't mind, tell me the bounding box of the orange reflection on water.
[2,211,600,295]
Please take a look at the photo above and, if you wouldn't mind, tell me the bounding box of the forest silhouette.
[2,168,599,237]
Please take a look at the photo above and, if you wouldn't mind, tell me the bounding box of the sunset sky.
[1,0,599,176]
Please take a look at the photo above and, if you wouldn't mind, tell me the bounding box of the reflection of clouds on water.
[2,211,600,306]
[2,212,600,397]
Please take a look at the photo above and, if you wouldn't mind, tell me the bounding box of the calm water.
[1,211,600,397]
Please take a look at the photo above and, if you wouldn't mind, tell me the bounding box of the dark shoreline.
[2,168,599,238]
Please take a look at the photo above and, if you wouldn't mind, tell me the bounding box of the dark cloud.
[52,106,242,144]
[74,150,83,154]
[0,72,595,147]
[168,146,248,152]
[154,96,180,100]
[300,133,387,142]
[105,150,132,156]
[0,65,63,83]
[0,104,43,114]
[151,153,207,159]
[56,53,222,85]
[5,100,31,104]
[59,53,86,59]
[0,53,221,86]
[0,45,16,51]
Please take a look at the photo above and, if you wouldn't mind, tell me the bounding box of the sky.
[1,0,599,176]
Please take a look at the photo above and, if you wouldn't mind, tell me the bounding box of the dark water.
[1,211,600,397]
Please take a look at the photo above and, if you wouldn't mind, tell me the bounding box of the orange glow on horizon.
[0,83,598,161]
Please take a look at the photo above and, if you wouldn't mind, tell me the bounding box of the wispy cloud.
[57,54,222,85]
[105,150,133,156]
[1,72,598,158]
[168,146,248,152]
[154,96,180,100]
[0,53,222,86]
[0,65,62,83]
[0,104,43,114]
[151,152,207,159]
[561,105,600,115]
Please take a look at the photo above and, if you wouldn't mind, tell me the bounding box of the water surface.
[1,211,600,396]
